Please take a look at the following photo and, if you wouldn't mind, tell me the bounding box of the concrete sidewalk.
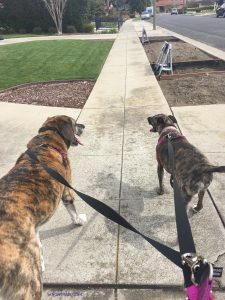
[41,20,225,299]
[0,20,224,299]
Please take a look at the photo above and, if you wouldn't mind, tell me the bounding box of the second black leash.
[167,137,214,300]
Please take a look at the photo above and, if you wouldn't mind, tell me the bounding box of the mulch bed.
[0,80,95,108]
[159,73,225,106]
[142,38,225,107]
[143,40,215,63]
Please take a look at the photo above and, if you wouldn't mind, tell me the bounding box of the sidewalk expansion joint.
[43,282,225,292]
[115,31,128,285]
[43,283,184,290]
[207,189,225,228]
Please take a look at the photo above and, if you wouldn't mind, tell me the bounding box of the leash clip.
[166,133,173,140]
[181,253,213,286]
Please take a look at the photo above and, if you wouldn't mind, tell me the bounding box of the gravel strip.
[0,80,95,108]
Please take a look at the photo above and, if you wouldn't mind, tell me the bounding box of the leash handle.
[186,279,214,300]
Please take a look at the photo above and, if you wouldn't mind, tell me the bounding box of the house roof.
[156,0,184,6]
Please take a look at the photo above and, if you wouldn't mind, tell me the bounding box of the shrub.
[187,8,197,12]
[33,27,42,34]
[195,8,201,12]
[0,27,6,34]
[101,28,117,34]
[83,23,94,33]
[18,28,26,34]
[183,6,188,13]
[200,5,214,11]
[101,30,109,34]
[103,22,117,28]
[7,28,15,34]
[66,25,77,33]
[108,28,117,33]
[48,26,57,34]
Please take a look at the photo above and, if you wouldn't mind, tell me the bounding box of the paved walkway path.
[0,33,117,46]
[43,20,225,299]
[0,20,224,299]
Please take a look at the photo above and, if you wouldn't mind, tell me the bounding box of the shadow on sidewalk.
[39,170,177,268]
[96,171,177,249]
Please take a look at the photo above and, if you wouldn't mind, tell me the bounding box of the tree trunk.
[41,0,67,35]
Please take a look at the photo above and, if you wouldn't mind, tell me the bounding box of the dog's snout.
[75,123,85,137]
[77,123,85,129]
[147,117,152,125]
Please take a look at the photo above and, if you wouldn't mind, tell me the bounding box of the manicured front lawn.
[0,40,113,89]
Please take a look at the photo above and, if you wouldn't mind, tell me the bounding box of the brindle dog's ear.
[58,119,75,147]
[39,116,76,147]
[168,115,177,123]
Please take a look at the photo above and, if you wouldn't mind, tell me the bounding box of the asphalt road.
[151,13,225,51]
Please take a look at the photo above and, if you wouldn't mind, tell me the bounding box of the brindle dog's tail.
[208,166,225,173]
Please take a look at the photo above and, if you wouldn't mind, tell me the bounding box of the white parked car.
[171,8,178,15]
[141,11,151,19]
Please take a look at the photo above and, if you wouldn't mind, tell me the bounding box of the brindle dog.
[148,113,225,212]
[0,116,86,300]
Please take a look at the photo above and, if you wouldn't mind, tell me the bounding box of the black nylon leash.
[25,148,182,269]
[167,139,196,254]
[168,138,196,287]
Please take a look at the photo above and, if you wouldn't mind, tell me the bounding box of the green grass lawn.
[0,40,113,89]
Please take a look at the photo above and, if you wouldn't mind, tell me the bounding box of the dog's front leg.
[157,163,165,195]
[62,188,87,226]
[36,227,45,273]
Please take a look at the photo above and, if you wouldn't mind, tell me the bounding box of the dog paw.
[41,263,45,273]
[40,257,45,273]
[74,213,87,226]
[187,208,195,218]
[192,204,202,213]
[157,188,164,195]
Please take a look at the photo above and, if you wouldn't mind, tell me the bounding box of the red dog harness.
[156,126,185,163]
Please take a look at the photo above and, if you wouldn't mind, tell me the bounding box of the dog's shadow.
[95,172,177,249]
[40,224,77,240]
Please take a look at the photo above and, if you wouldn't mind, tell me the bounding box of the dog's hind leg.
[157,163,165,195]
[181,186,193,210]
[192,190,205,213]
